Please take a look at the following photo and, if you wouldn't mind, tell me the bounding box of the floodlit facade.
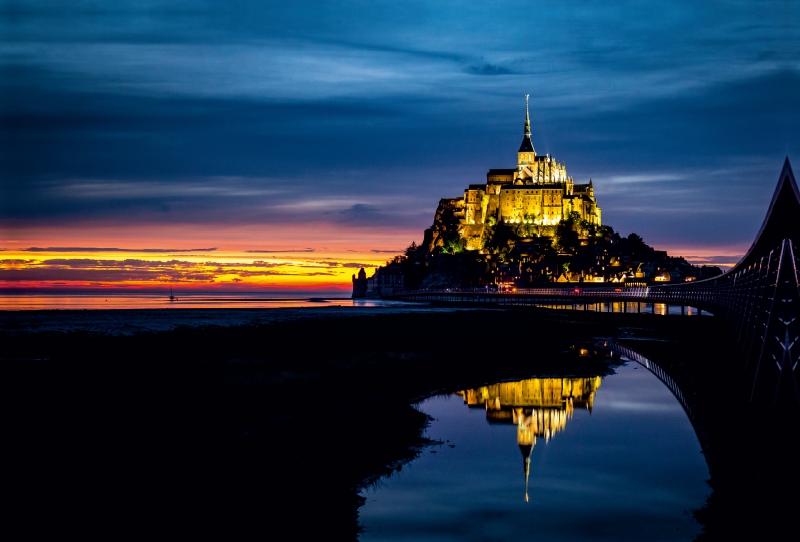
[447,96,602,250]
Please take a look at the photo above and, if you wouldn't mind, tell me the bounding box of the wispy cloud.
[465,63,515,76]
[0,257,355,283]
[51,179,286,200]
[245,248,316,253]
[335,203,381,221]
[681,254,742,267]
[595,174,687,185]
[21,247,217,253]
[0,255,383,286]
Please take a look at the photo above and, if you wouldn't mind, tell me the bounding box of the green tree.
[554,219,579,254]
[442,238,465,255]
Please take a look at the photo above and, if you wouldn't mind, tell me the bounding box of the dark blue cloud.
[2,1,800,252]
[466,63,515,76]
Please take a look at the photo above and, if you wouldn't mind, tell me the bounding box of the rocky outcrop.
[423,198,464,253]
[351,268,368,298]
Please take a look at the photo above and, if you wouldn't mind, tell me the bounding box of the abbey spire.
[518,94,535,154]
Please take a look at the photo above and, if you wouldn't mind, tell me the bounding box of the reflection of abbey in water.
[457,376,602,501]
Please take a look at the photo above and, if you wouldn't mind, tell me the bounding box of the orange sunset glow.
[1,223,421,291]
[2,222,749,292]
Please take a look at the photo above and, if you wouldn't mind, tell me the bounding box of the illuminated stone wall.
[426,102,602,254]
[449,105,601,250]
[461,156,600,228]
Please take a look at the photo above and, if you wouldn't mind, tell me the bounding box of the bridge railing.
[604,340,695,425]
[393,286,650,298]
[392,285,690,301]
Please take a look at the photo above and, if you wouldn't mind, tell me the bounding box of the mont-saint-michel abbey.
[454,95,601,251]
[353,97,720,297]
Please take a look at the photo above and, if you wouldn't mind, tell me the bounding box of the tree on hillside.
[554,214,580,254]
[618,232,654,260]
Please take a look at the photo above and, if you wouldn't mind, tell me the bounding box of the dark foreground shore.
[3,307,797,539]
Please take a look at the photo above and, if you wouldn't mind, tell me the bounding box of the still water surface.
[0,293,403,310]
[360,363,710,541]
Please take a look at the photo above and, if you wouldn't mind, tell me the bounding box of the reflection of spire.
[457,375,603,502]
[519,443,533,503]
[514,407,535,502]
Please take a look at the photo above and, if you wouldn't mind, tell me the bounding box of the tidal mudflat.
[3,306,790,540]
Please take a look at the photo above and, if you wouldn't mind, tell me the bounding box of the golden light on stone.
[457,376,602,502]
[439,99,602,252]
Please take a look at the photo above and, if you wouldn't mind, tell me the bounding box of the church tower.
[517,95,536,168]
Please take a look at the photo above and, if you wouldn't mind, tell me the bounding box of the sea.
[0,292,380,311]
[0,292,449,335]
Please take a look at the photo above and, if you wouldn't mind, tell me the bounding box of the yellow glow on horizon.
[1,221,420,290]
[0,247,392,290]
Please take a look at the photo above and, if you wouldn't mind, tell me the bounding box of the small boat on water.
[169,287,177,302]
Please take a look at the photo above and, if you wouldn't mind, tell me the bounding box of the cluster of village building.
[493,238,722,287]
[353,241,723,297]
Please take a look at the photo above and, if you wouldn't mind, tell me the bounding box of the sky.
[2,1,799,292]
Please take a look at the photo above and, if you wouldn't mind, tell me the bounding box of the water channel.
[359,362,710,541]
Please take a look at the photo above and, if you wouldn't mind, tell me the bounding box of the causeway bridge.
[390,160,800,410]
[385,287,711,315]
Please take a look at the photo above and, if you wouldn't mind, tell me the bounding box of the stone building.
[429,96,602,252]
[351,268,368,298]
[351,266,404,298]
